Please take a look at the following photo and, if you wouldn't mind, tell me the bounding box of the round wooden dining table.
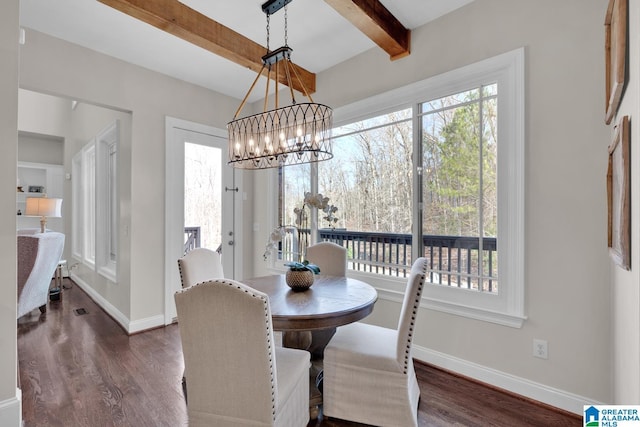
[241,274,378,332]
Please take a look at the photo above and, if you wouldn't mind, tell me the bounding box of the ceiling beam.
[325,0,410,60]
[98,0,315,94]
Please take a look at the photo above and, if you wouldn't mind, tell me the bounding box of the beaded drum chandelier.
[227,0,333,170]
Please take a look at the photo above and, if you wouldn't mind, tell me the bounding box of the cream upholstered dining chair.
[17,231,65,319]
[322,257,428,427]
[177,247,224,288]
[174,279,310,427]
[305,241,347,277]
[176,247,226,400]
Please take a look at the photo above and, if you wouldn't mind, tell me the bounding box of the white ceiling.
[19,0,474,102]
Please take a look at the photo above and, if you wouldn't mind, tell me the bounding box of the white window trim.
[333,48,526,328]
[71,152,82,260]
[81,141,96,269]
[95,121,119,282]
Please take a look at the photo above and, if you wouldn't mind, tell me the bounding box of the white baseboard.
[0,389,21,427]
[413,345,599,415]
[128,315,165,334]
[70,274,164,334]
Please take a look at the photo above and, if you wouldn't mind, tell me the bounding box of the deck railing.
[184,226,201,254]
[281,228,498,293]
[186,224,499,293]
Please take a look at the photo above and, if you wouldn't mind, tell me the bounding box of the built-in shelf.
[17,161,64,231]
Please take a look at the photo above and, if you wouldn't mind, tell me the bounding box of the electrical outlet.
[533,339,548,359]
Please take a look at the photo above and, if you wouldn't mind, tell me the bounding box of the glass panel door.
[184,142,223,254]
[164,120,237,324]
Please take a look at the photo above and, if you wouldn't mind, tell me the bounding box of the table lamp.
[25,196,63,233]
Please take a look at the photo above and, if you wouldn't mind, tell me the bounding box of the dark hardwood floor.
[18,279,581,427]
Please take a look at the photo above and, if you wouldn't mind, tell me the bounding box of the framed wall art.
[607,115,630,270]
[604,0,627,124]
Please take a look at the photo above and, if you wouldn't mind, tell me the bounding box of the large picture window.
[278,49,524,326]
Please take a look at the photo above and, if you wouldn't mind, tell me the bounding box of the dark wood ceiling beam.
[325,0,410,60]
[98,0,315,94]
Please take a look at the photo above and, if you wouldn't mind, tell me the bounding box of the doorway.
[164,117,242,324]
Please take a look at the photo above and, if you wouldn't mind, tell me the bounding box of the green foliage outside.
[423,86,497,238]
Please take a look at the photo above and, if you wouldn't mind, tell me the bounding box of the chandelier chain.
[266,13,270,51]
[284,5,288,46]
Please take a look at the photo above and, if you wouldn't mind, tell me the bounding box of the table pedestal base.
[282,330,312,350]
[309,360,323,420]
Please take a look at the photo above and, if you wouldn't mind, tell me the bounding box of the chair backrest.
[306,241,347,277]
[177,247,224,288]
[17,232,65,318]
[174,279,278,424]
[396,257,428,373]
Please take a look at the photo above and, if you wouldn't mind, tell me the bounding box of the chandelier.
[227,0,333,170]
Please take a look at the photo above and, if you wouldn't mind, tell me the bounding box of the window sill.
[368,275,526,328]
[421,296,526,328]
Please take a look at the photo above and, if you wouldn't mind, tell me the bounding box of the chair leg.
[38,305,46,314]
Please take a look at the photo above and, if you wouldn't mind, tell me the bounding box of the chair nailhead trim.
[402,258,428,374]
[177,261,185,287]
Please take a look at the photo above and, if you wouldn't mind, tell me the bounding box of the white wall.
[18,133,64,165]
[612,0,640,404]
[0,0,21,425]
[18,89,70,138]
[252,0,613,412]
